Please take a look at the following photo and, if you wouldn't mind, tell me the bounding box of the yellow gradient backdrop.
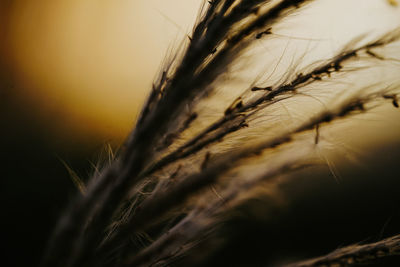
[4,0,400,144]
[6,0,202,141]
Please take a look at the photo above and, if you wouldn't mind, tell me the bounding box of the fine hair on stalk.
[42,1,400,266]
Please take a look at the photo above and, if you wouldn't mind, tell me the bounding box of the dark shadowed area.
[194,142,400,266]
[2,1,400,266]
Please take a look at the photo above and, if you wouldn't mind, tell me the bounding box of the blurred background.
[0,0,202,266]
[1,0,400,266]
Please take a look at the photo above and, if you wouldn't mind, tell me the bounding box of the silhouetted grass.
[43,1,400,266]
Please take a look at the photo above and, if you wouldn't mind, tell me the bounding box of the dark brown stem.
[286,234,400,267]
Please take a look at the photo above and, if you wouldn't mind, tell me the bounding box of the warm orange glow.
[3,0,400,144]
[6,0,202,140]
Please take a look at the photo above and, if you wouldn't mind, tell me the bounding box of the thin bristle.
[42,1,400,267]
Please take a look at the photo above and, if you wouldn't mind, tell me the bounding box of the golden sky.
[2,0,400,144]
[4,0,202,141]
